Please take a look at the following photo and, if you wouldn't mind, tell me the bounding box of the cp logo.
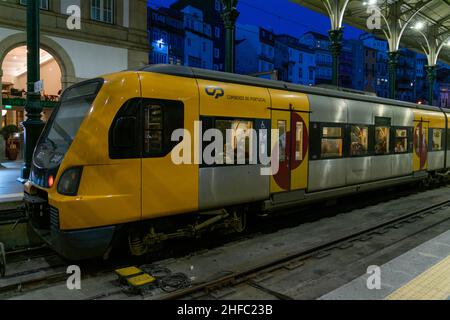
[205,86,225,99]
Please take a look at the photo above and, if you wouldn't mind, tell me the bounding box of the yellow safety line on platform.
[386,255,450,300]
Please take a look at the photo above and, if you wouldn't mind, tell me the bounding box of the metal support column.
[221,0,239,73]
[425,65,437,106]
[21,1,44,180]
[329,28,343,87]
[388,51,399,100]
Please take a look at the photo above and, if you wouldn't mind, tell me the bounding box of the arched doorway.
[0,33,76,162]
[1,46,63,128]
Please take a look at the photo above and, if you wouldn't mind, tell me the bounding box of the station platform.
[321,229,450,300]
[0,161,24,206]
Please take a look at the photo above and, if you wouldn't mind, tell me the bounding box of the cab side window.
[109,98,141,159]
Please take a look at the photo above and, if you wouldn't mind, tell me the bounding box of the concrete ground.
[320,230,450,300]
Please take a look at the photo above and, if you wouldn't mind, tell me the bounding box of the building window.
[214,48,220,59]
[91,0,114,24]
[215,27,221,38]
[188,55,202,68]
[20,0,48,10]
[321,126,343,158]
[187,38,192,47]
[215,0,221,12]
[203,42,207,52]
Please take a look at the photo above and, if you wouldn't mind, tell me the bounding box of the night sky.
[148,0,364,39]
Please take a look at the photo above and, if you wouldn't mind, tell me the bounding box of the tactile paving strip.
[386,255,450,300]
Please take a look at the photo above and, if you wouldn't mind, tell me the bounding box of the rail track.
[155,198,450,300]
[1,185,450,300]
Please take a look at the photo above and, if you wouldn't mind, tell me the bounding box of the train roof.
[138,64,445,114]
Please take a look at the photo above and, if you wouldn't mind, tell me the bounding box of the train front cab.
[25,70,206,260]
[25,72,146,260]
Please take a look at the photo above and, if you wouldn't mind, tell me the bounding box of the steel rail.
[157,198,450,300]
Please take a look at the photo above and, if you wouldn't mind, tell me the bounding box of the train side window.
[295,121,303,161]
[350,125,369,156]
[431,129,443,151]
[375,127,390,155]
[277,120,287,162]
[215,119,254,164]
[374,117,390,155]
[395,129,408,153]
[321,126,343,158]
[142,99,184,158]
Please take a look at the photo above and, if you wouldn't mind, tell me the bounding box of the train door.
[290,111,309,191]
[271,110,291,193]
[139,72,200,220]
[270,110,309,193]
[413,120,429,172]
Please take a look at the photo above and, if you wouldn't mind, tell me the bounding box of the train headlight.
[57,167,83,196]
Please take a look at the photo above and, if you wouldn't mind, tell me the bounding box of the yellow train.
[24,65,450,260]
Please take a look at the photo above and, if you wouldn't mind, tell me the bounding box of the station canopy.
[291,0,450,65]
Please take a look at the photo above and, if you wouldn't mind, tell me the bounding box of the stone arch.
[0,32,77,91]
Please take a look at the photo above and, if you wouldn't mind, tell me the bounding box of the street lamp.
[221,0,239,73]
[21,0,45,180]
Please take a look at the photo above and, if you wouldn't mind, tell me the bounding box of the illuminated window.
[295,122,303,161]
[215,119,254,164]
[395,129,408,153]
[277,120,287,162]
[431,129,443,151]
[375,127,390,155]
[321,126,343,158]
[350,126,369,156]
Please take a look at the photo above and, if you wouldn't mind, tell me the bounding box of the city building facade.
[1,0,148,129]
[171,0,225,71]
[236,25,276,77]
[275,34,315,85]
[299,31,332,85]
[148,6,184,66]
[181,5,213,69]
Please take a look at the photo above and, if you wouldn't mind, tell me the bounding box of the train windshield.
[33,79,103,169]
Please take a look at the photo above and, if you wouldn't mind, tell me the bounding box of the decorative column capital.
[388,51,400,70]
[425,65,437,80]
[328,28,344,57]
[222,7,239,29]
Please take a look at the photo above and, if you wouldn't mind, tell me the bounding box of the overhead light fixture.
[414,21,425,30]
[363,0,377,5]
